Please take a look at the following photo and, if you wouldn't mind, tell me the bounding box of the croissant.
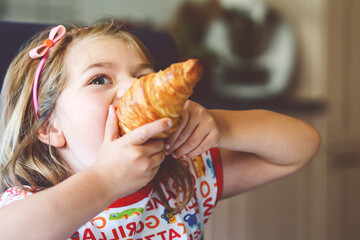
[116,59,203,138]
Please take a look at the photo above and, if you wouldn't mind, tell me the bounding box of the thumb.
[104,105,120,141]
[126,118,173,145]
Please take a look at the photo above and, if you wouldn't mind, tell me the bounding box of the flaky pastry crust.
[116,59,203,138]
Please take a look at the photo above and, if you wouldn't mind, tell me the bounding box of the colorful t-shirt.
[0,148,223,240]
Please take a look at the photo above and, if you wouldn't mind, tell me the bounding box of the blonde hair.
[0,20,193,214]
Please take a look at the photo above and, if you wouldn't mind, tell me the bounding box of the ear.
[38,117,66,148]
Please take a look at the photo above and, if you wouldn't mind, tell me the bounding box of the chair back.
[0,21,179,91]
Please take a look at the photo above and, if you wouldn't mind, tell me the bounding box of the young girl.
[0,20,321,240]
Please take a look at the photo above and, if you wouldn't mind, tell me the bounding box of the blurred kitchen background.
[1,0,359,239]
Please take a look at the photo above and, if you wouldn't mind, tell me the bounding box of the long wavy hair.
[0,20,193,214]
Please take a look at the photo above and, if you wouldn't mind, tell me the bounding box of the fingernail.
[109,105,116,115]
[172,153,177,158]
[167,119,172,127]
[165,144,170,150]
[165,151,169,155]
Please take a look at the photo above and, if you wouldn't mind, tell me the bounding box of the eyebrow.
[133,63,154,74]
[82,62,114,75]
[81,62,154,75]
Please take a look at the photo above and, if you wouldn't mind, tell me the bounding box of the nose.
[113,77,136,106]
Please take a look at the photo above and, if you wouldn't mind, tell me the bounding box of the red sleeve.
[209,147,223,204]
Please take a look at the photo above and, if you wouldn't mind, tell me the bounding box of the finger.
[171,124,209,158]
[143,139,165,156]
[165,101,190,150]
[167,118,199,154]
[150,150,166,167]
[182,133,216,159]
[126,118,172,145]
[149,165,162,181]
[104,105,120,142]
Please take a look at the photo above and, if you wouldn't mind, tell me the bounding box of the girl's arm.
[165,102,321,199]
[210,109,321,198]
[0,168,113,240]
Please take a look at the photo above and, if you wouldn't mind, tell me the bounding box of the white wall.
[1,0,183,28]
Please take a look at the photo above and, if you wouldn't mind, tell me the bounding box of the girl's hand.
[91,105,173,199]
[165,100,223,159]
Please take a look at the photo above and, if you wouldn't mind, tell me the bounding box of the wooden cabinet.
[326,0,360,239]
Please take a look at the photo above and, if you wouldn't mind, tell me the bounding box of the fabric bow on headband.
[29,25,66,120]
[29,25,66,58]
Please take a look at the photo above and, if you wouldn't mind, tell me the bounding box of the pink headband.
[29,25,66,120]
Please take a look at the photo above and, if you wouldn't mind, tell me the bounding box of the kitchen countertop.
[191,95,327,113]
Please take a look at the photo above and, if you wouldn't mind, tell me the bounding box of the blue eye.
[90,75,111,85]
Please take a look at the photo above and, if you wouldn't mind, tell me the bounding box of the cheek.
[57,92,109,148]
[61,101,108,169]
[70,100,108,138]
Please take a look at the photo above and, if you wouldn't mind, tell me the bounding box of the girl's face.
[51,36,154,172]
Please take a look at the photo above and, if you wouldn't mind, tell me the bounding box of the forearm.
[0,168,114,240]
[210,109,321,166]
